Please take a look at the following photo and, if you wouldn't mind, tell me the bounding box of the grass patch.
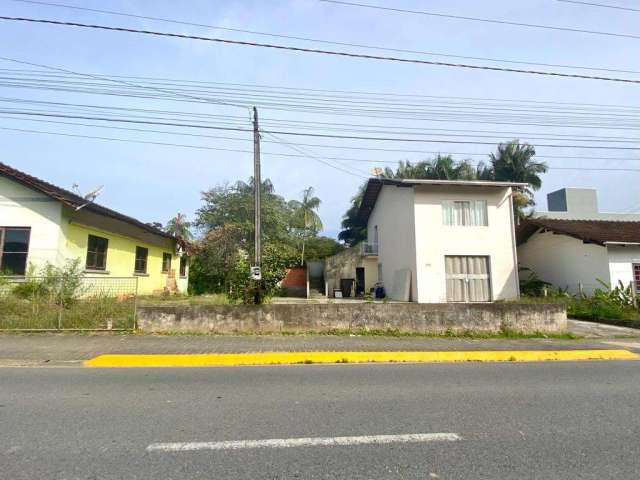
[0,294,135,330]
[511,296,640,330]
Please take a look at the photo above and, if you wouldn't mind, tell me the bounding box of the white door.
[445,256,491,302]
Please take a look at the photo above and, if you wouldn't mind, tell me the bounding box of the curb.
[84,349,640,368]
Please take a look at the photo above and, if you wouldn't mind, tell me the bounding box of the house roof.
[357,178,527,223]
[516,218,640,246]
[0,162,174,240]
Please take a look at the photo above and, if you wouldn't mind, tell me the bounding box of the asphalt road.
[1,362,639,479]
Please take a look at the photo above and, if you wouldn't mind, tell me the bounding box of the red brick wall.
[281,266,306,288]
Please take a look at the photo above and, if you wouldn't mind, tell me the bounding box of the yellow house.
[0,162,188,295]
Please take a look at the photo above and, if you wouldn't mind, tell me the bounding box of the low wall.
[137,303,567,334]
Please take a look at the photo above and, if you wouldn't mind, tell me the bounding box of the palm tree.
[166,213,193,240]
[489,140,548,218]
[294,187,323,265]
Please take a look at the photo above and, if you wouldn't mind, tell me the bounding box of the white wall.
[367,185,417,300]
[413,185,519,302]
[0,176,64,271]
[517,231,610,294]
[607,245,640,290]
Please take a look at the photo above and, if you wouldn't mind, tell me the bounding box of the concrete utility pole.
[251,107,262,302]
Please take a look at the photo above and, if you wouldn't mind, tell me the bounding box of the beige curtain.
[445,256,490,302]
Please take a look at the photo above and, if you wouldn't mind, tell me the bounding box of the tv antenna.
[75,185,104,211]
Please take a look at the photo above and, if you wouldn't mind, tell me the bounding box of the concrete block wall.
[137,303,567,334]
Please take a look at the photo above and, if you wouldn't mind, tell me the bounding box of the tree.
[291,187,323,264]
[489,140,548,218]
[304,236,344,260]
[165,213,193,240]
[338,182,368,246]
[196,179,295,248]
[192,177,330,299]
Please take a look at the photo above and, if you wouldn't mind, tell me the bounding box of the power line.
[3,75,639,120]
[1,16,638,84]
[7,0,639,75]
[2,109,639,149]
[556,0,640,12]
[3,67,638,111]
[0,127,640,172]
[4,114,638,162]
[320,0,640,39]
[0,55,247,110]
[2,96,637,141]
[2,124,638,172]
[262,131,369,178]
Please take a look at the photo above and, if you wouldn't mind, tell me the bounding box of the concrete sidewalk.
[0,319,638,366]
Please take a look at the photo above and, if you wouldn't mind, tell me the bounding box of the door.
[355,267,365,296]
[445,256,491,302]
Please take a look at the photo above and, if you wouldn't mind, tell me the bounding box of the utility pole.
[251,106,263,303]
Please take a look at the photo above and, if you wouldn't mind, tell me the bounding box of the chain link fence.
[0,276,138,331]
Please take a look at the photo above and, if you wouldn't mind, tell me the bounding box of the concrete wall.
[367,185,417,300]
[413,185,519,303]
[518,231,610,294]
[0,176,65,270]
[607,245,640,289]
[137,303,567,334]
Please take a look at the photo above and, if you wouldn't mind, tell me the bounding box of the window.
[0,227,30,275]
[135,246,148,274]
[634,264,640,292]
[86,235,108,270]
[162,253,172,273]
[445,256,491,302]
[442,200,488,226]
[179,256,187,277]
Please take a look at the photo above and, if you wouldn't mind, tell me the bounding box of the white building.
[355,178,524,303]
[517,188,640,295]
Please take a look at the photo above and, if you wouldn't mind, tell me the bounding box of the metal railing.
[0,276,138,331]
[361,242,378,256]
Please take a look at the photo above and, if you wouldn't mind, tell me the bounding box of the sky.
[0,0,638,238]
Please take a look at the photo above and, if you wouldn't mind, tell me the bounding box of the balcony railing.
[361,242,378,256]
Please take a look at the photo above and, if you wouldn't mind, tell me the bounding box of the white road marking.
[147,433,461,452]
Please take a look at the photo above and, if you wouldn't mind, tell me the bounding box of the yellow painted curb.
[84,349,640,368]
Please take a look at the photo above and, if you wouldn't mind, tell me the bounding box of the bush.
[518,279,639,328]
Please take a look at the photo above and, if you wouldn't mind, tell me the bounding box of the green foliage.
[488,140,548,218]
[165,213,193,240]
[196,179,296,245]
[519,267,552,297]
[519,279,639,328]
[192,177,338,301]
[10,259,84,306]
[338,182,368,246]
[227,243,299,302]
[303,236,344,260]
[338,143,549,244]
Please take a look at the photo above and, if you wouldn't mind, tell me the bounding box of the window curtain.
[445,256,490,302]
[442,201,455,225]
[470,201,488,226]
[443,201,487,226]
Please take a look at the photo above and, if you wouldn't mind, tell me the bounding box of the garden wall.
[137,303,567,334]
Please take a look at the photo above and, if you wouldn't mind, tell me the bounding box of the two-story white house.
[356,178,525,303]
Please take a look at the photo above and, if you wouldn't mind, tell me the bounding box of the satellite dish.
[75,185,104,211]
